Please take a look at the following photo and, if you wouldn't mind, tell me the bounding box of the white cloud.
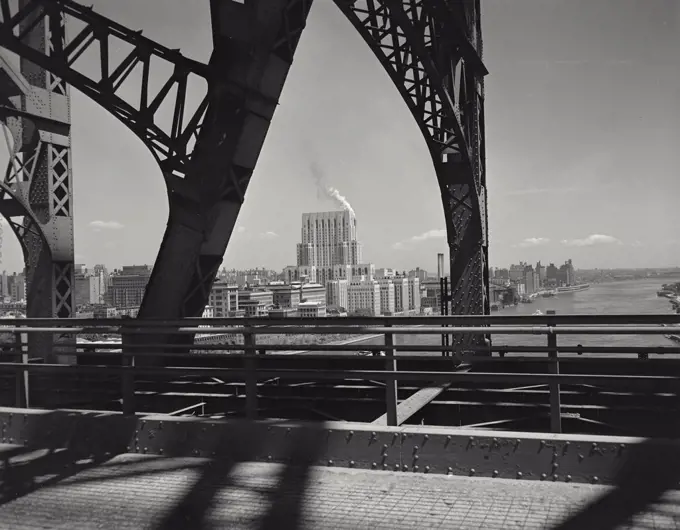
[90,220,123,231]
[236,226,246,234]
[260,231,278,239]
[393,229,446,250]
[515,237,550,248]
[561,234,621,247]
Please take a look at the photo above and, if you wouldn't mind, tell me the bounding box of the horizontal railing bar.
[2,313,680,327]
[1,362,679,389]
[55,341,680,354]
[48,342,676,353]
[3,325,675,335]
[158,353,680,365]
[246,344,680,354]
[1,350,676,364]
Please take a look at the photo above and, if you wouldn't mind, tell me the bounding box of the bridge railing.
[0,314,679,434]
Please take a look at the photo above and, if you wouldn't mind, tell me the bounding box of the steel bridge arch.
[0,0,212,184]
[333,0,489,316]
[0,0,488,326]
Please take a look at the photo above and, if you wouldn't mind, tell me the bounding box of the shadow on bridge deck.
[0,408,679,529]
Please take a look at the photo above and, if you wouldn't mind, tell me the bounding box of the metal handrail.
[0,313,679,327]
[0,324,677,335]
[3,316,680,433]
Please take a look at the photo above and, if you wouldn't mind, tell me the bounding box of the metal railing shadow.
[553,436,680,529]
[152,421,327,530]
[0,409,139,505]
[1,410,680,529]
[0,413,328,530]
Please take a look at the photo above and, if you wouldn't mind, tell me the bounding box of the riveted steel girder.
[0,1,75,361]
[140,0,314,323]
[334,0,489,323]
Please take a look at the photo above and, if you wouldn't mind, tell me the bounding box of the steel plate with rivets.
[0,407,673,485]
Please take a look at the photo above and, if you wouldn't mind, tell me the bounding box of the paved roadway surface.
[0,446,678,529]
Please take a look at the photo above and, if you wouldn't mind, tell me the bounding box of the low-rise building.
[347,280,380,316]
[376,279,396,315]
[209,282,239,317]
[298,301,327,318]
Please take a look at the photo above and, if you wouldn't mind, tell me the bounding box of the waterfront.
[307,277,680,355]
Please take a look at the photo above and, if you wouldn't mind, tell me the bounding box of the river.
[311,277,680,355]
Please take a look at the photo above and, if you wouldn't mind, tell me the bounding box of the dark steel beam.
[138,0,315,335]
[3,407,679,485]
[333,0,489,324]
[0,1,75,362]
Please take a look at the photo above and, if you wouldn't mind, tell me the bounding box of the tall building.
[74,274,102,307]
[522,265,536,295]
[326,279,349,310]
[0,271,8,301]
[558,259,575,286]
[407,277,421,313]
[8,272,25,302]
[376,279,396,315]
[391,276,409,313]
[298,210,362,266]
[535,261,546,287]
[509,263,526,283]
[292,210,373,286]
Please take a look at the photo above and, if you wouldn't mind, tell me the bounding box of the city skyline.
[0,0,678,274]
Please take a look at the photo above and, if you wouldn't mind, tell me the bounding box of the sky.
[1,0,679,274]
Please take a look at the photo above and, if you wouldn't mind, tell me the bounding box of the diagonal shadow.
[152,420,328,530]
[153,421,268,530]
[18,455,206,491]
[0,410,138,505]
[553,430,680,529]
[258,424,327,530]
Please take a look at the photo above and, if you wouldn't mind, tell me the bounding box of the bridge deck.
[0,446,677,530]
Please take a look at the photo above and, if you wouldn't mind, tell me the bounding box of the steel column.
[137,0,314,326]
[0,1,74,362]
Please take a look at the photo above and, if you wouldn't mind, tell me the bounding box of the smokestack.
[437,253,444,281]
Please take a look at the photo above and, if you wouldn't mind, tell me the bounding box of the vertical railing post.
[121,323,135,415]
[14,327,28,408]
[384,323,398,426]
[547,309,562,433]
[244,329,258,419]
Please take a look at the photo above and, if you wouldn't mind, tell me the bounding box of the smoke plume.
[326,187,355,216]
[309,162,355,215]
